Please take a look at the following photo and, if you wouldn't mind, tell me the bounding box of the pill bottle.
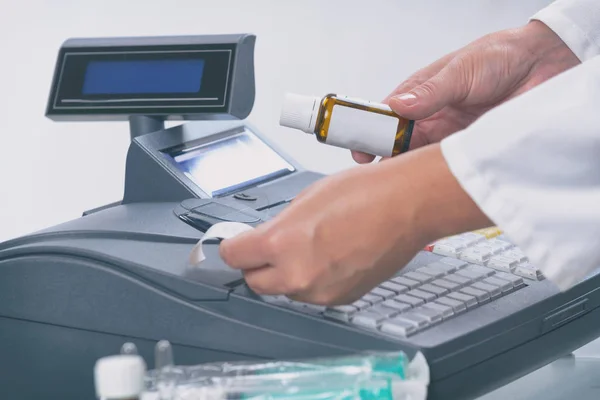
[279,93,414,157]
[94,354,147,400]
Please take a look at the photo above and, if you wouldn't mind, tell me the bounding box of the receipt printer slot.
[175,198,268,232]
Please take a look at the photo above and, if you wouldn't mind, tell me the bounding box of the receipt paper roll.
[189,222,255,265]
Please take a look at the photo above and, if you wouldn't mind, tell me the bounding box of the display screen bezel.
[48,43,236,117]
[163,128,296,198]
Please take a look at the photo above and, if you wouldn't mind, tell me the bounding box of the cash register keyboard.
[264,227,545,338]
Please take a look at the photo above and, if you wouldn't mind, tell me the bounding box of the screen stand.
[129,116,165,140]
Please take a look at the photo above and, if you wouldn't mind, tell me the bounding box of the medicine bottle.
[94,354,147,400]
[279,93,414,157]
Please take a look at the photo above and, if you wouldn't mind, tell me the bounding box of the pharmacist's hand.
[352,20,580,164]
[218,155,427,305]
[219,144,491,305]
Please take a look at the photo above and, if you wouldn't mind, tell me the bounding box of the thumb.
[388,63,468,120]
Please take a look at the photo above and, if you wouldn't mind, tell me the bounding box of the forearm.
[380,144,492,249]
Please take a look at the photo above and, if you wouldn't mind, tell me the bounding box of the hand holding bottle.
[352,20,580,164]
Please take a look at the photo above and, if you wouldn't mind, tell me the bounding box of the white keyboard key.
[460,286,490,303]
[494,272,526,289]
[330,305,357,313]
[407,289,437,302]
[395,294,425,307]
[380,281,408,294]
[482,276,512,293]
[447,292,478,308]
[391,276,420,289]
[431,244,457,257]
[439,257,468,269]
[352,299,371,310]
[324,312,352,322]
[472,282,503,299]
[412,306,443,324]
[487,255,519,272]
[423,302,454,318]
[432,279,461,291]
[484,277,513,293]
[450,236,473,246]
[394,312,430,329]
[444,274,472,287]
[515,263,544,281]
[436,297,467,313]
[426,261,459,274]
[417,266,446,279]
[502,249,528,263]
[455,268,486,281]
[362,293,384,305]
[404,271,434,284]
[465,265,496,277]
[371,287,396,299]
[475,244,502,256]
[381,318,418,337]
[457,265,495,280]
[479,239,513,254]
[381,300,412,313]
[494,238,514,248]
[369,304,401,318]
[324,305,356,322]
[432,238,468,257]
[424,261,458,278]
[459,247,493,265]
[419,283,450,297]
[351,311,385,329]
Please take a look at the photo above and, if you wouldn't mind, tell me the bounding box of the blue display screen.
[82,59,205,95]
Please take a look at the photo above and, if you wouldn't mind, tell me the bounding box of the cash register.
[1,34,600,400]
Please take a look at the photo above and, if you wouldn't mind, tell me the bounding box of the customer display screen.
[170,129,295,197]
[82,59,206,95]
[49,46,234,115]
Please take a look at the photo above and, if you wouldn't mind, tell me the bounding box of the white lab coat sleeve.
[531,0,600,62]
[440,55,600,291]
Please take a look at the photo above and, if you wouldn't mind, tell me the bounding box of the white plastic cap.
[94,355,147,399]
[279,93,320,133]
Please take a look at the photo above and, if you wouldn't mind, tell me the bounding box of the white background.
[0,0,552,241]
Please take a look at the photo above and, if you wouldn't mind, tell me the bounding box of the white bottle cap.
[94,354,147,399]
[279,93,321,133]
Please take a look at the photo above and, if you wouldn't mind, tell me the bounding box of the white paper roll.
[189,222,255,265]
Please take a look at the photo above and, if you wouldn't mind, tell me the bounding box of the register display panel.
[45,35,257,121]
[82,59,206,95]
[51,49,230,112]
[168,129,295,197]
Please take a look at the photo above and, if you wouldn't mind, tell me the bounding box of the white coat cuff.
[440,136,576,292]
